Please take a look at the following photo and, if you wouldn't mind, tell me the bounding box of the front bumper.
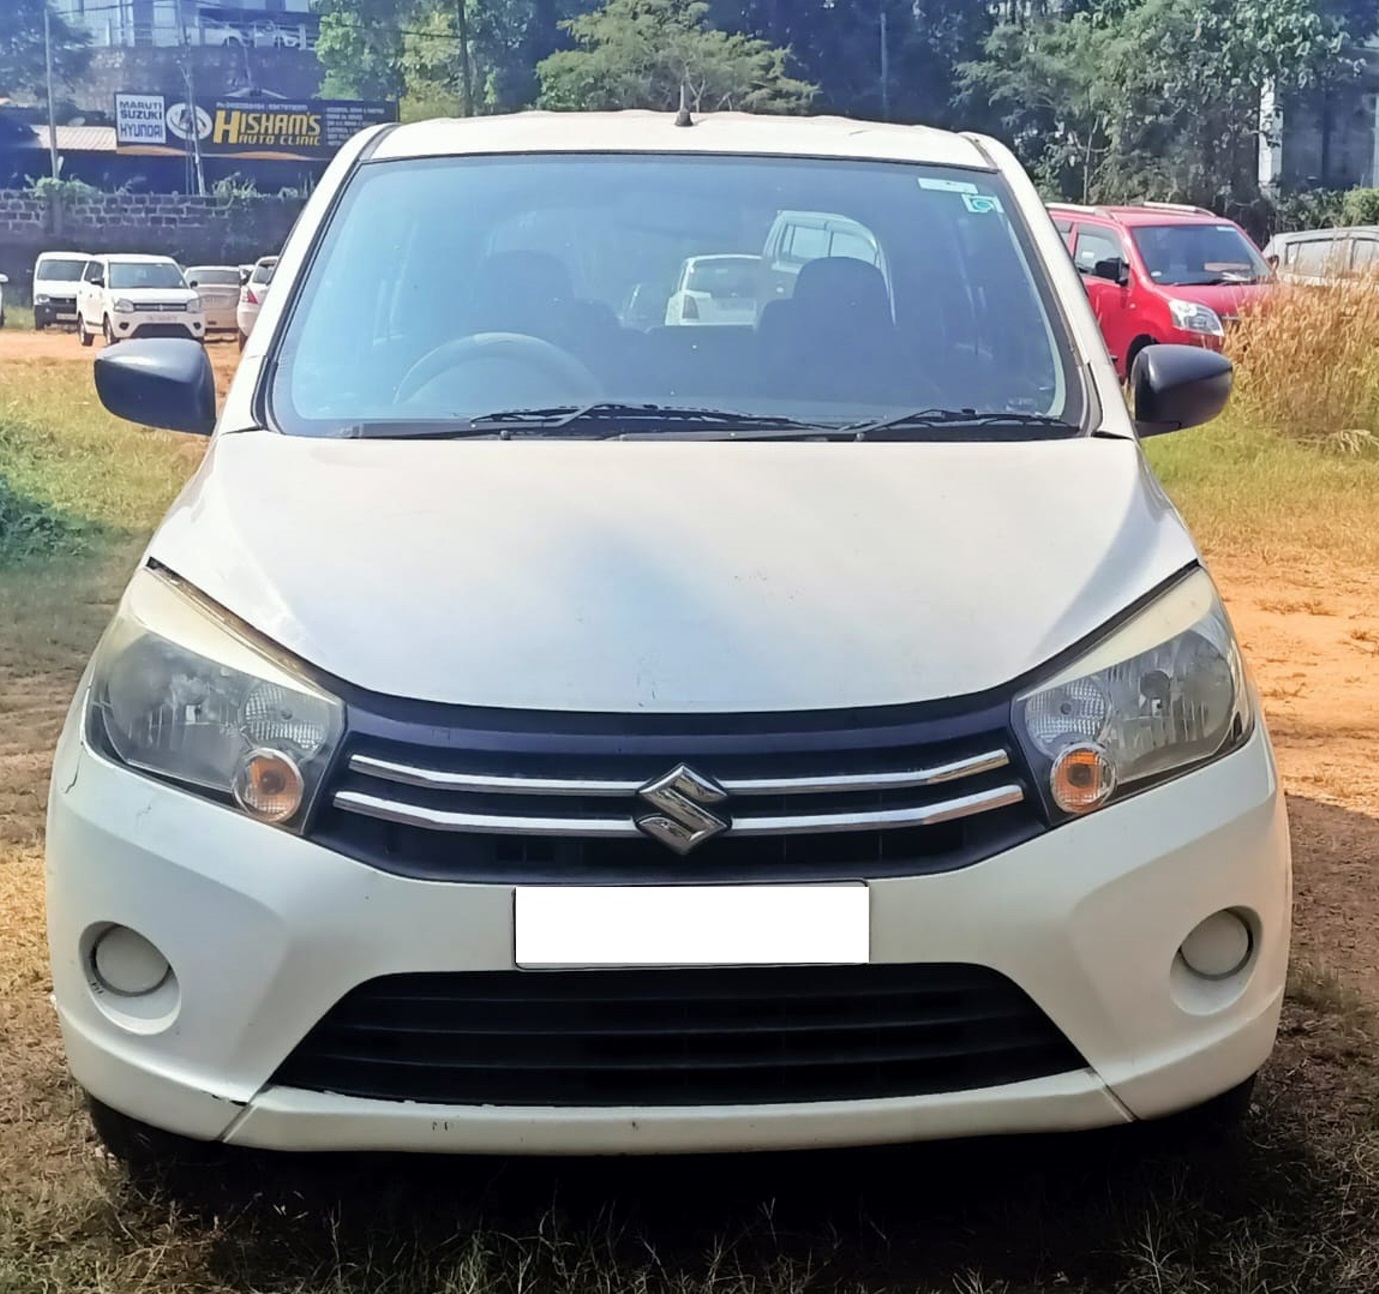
[110,312,205,342]
[34,299,78,326]
[46,722,1290,1155]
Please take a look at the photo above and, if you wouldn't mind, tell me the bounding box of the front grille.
[311,710,1042,883]
[131,323,196,339]
[142,302,187,312]
[45,295,76,311]
[272,964,1085,1107]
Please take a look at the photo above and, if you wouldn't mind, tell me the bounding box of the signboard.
[114,93,167,147]
[114,94,396,160]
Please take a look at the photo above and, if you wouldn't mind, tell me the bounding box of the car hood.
[148,435,1198,713]
[1153,280,1272,316]
[112,286,199,304]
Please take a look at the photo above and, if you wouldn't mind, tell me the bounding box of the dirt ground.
[0,327,243,395]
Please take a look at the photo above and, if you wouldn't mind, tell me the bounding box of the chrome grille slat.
[347,748,1010,798]
[333,783,1025,838]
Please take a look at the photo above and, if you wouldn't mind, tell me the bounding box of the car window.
[1291,238,1343,275]
[786,224,829,263]
[84,261,103,283]
[192,268,241,286]
[37,257,88,282]
[270,154,1085,438]
[1130,223,1269,285]
[1349,237,1379,271]
[108,261,186,290]
[829,228,879,263]
[1072,225,1123,274]
[685,258,758,297]
[252,262,276,285]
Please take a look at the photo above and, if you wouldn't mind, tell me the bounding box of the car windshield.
[1131,223,1270,285]
[38,258,87,282]
[108,262,186,290]
[252,261,277,284]
[269,154,1085,439]
[191,268,240,285]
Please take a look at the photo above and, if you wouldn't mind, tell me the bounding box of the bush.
[0,475,91,563]
[1227,279,1379,449]
[1342,188,1379,226]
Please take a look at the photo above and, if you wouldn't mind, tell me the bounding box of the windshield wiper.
[336,404,839,439]
[842,408,1083,440]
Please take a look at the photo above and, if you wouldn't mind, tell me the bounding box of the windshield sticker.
[918,177,979,194]
[963,193,1004,215]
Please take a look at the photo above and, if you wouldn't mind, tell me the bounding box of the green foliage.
[1269,186,1348,233]
[537,0,814,113]
[0,0,89,98]
[24,174,101,202]
[1342,187,1379,225]
[963,0,1373,213]
[0,474,91,564]
[314,0,410,99]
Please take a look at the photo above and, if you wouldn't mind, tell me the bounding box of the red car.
[1047,202,1273,379]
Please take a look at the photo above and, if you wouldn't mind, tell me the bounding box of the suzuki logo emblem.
[636,764,729,855]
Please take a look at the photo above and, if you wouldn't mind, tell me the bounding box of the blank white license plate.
[57,313,76,322]
[514,885,869,968]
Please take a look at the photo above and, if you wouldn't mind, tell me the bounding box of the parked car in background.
[32,251,90,330]
[185,264,243,337]
[70,110,1287,1168]
[76,254,206,347]
[1261,225,1379,284]
[761,209,884,304]
[237,255,278,350]
[1047,201,1273,378]
[664,254,762,325]
[0,272,7,328]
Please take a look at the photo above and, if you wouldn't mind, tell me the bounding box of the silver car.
[236,255,279,350]
[185,265,243,336]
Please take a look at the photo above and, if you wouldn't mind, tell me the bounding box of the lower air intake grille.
[272,964,1085,1107]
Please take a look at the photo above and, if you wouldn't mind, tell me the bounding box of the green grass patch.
[1145,408,1379,570]
[3,304,35,332]
[0,475,95,563]
[0,361,198,545]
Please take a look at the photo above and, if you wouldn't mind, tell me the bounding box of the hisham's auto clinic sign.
[114,93,395,160]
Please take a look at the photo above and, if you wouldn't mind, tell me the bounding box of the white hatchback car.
[664,254,762,325]
[236,255,278,350]
[77,254,205,347]
[54,110,1289,1168]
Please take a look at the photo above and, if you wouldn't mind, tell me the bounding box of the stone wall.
[0,190,305,300]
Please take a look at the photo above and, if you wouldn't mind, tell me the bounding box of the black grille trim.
[271,964,1086,1107]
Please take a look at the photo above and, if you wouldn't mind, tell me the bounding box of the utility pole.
[879,5,890,121]
[455,0,474,117]
[179,2,206,195]
[43,3,60,180]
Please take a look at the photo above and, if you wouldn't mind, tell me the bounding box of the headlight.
[87,567,343,830]
[113,298,136,313]
[35,293,50,303]
[1168,298,1224,337]
[1014,569,1251,818]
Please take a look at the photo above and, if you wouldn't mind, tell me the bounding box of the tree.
[961,0,1368,211]
[536,0,815,113]
[315,0,410,99]
[0,0,89,101]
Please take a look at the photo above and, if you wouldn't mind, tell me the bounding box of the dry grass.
[1227,277,1379,448]
[6,356,1379,1292]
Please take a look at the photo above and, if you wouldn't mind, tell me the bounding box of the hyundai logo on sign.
[165,101,213,143]
[635,764,729,854]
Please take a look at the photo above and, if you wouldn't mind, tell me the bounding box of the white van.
[32,251,90,329]
[54,110,1288,1168]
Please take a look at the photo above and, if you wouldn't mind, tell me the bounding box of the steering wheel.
[395,332,601,407]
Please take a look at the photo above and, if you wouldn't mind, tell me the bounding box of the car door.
[78,258,103,325]
[1072,222,1133,371]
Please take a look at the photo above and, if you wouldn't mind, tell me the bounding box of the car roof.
[36,250,89,260]
[370,110,991,170]
[187,263,239,270]
[1047,202,1235,227]
[1270,224,1379,241]
[98,252,180,264]
[256,256,279,266]
[687,253,759,263]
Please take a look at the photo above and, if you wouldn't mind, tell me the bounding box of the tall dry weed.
[1227,276,1379,451]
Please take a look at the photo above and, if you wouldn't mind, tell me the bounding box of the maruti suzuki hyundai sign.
[114,94,395,160]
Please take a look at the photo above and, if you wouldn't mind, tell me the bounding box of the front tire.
[86,1094,222,1174]
[102,316,116,346]
[78,314,93,347]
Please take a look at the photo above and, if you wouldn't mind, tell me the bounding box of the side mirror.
[1093,256,1131,287]
[90,275,104,288]
[94,338,217,436]
[0,274,8,285]
[1132,344,1232,437]
[187,277,200,288]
